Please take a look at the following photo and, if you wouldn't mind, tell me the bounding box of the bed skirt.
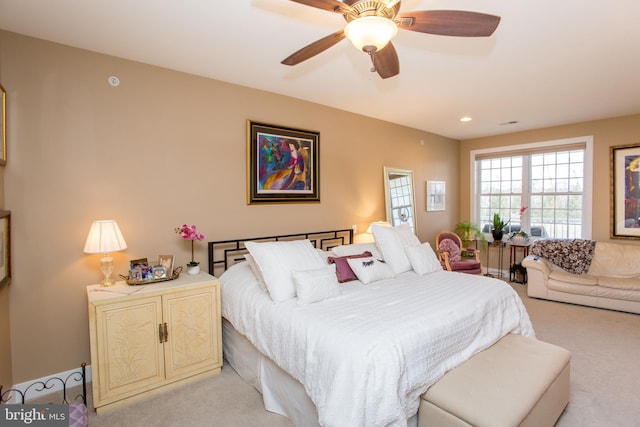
[223,318,418,427]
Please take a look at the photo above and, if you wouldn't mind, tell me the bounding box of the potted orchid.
[175,224,205,275]
[510,206,529,242]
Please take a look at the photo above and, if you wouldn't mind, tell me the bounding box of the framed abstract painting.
[247,120,320,204]
[611,143,640,239]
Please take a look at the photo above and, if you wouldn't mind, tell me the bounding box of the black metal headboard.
[208,229,353,277]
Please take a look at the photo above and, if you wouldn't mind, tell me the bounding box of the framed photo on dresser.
[158,255,174,274]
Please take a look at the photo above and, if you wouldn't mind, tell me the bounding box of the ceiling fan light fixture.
[344,16,398,52]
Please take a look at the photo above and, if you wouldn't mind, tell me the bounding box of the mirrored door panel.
[383,166,417,233]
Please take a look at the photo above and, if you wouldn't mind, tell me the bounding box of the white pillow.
[244,254,268,292]
[332,242,381,258]
[245,240,326,302]
[405,243,443,275]
[371,223,420,274]
[316,248,335,263]
[292,267,341,304]
[346,256,394,284]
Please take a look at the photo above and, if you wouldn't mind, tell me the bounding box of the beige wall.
[0,282,10,387]
[0,30,460,382]
[459,114,640,243]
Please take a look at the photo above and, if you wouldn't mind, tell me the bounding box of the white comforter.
[220,262,535,427]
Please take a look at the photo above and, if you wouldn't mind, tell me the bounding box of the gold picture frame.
[0,84,6,165]
[0,210,11,287]
[611,143,640,239]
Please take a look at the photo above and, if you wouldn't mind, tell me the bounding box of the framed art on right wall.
[611,143,640,239]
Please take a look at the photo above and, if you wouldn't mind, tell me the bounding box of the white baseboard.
[3,364,92,404]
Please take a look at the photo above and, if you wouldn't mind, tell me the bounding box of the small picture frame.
[158,255,175,275]
[130,268,143,281]
[141,265,153,280]
[130,258,148,270]
[152,265,167,279]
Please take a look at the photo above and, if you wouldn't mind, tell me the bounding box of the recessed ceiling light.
[460,116,472,122]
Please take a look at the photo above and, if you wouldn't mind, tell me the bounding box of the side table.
[87,273,222,413]
[485,240,506,278]
[509,242,532,283]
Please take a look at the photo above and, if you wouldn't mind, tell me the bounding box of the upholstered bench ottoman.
[418,333,571,427]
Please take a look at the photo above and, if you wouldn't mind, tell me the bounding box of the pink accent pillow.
[438,239,461,262]
[328,251,372,282]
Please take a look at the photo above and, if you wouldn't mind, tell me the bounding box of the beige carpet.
[509,284,640,427]
[88,283,640,426]
[87,364,292,427]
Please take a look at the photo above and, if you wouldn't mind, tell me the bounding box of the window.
[530,150,584,239]
[472,137,593,240]
[478,156,526,233]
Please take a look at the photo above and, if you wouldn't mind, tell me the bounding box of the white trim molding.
[3,364,91,404]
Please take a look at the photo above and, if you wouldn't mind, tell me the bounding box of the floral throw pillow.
[438,238,461,262]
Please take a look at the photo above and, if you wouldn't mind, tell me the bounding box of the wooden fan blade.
[397,10,501,37]
[372,42,399,79]
[282,30,346,66]
[288,0,352,14]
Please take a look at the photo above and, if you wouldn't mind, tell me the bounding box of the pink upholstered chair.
[435,231,482,275]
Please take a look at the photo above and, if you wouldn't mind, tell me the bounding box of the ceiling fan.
[281,0,501,79]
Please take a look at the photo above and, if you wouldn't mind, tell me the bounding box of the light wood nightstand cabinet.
[87,273,222,414]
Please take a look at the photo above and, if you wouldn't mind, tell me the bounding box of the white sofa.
[522,240,640,314]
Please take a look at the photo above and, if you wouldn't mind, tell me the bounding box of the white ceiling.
[1,0,639,140]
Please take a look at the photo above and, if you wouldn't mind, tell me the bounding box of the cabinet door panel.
[95,296,165,403]
[164,286,221,380]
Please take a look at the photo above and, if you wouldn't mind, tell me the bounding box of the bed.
[0,363,88,427]
[208,227,535,427]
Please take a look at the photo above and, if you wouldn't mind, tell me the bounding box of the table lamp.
[366,221,392,233]
[83,220,127,286]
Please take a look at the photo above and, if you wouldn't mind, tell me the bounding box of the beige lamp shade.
[83,220,127,254]
[84,220,127,287]
[366,221,392,234]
